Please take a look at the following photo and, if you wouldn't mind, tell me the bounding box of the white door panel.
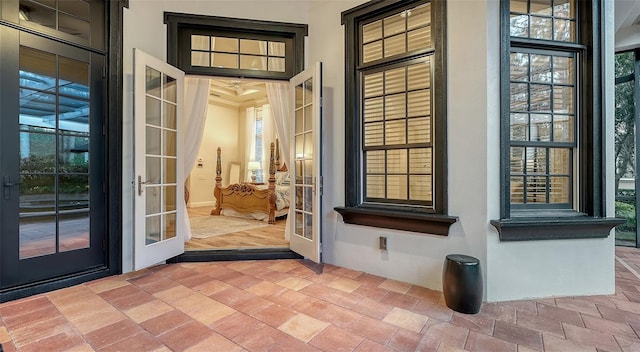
[289,62,322,263]
[133,49,185,270]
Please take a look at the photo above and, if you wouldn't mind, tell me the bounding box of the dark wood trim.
[499,0,511,219]
[164,12,307,78]
[341,0,406,24]
[490,217,624,241]
[0,266,110,303]
[340,0,451,227]
[433,0,447,213]
[582,0,603,217]
[168,248,303,263]
[0,25,21,290]
[343,12,360,207]
[494,0,619,240]
[106,0,124,277]
[335,206,457,236]
[509,38,587,52]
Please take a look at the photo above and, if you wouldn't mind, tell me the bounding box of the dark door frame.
[0,0,125,302]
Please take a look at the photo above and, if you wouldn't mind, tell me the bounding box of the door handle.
[3,176,19,200]
[137,175,152,196]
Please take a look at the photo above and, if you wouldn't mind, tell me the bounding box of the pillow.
[275,171,290,185]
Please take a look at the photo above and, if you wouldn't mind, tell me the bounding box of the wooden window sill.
[490,216,625,241]
[334,206,457,236]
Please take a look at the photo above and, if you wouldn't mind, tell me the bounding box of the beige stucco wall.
[122,0,618,301]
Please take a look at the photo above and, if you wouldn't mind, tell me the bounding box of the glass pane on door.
[18,45,91,259]
[18,0,92,41]
[614,51,637,246]
[294,78,314,240]
[144,66,178,245]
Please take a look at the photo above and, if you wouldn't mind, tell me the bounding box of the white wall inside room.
[188,100,240,208]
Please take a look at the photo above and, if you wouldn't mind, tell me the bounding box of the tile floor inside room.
[2,247,640,351]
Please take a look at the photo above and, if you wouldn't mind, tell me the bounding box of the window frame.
[491,0,623,241]
[0,0,106,51]
[507,48,578,211]
[164,12,307,80]
[335,0,457,236]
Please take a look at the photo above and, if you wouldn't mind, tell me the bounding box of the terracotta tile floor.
[2,246,640,351]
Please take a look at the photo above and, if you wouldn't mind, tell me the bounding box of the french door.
[133,49,185,270]
[289,62,323,263]
[0,29,107,289]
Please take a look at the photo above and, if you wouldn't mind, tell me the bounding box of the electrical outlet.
[379,236,387,250]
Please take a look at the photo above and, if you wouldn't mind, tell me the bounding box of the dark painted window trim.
[337,0,456,236]
[335,206,457,236]
[491,0,624,241]
[107,0,124,276]
[164,12,307,80]
[490,217,624,242]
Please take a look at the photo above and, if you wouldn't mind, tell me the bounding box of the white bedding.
[256,184,290,211]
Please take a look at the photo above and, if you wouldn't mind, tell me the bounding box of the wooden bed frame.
[210,141,286,224]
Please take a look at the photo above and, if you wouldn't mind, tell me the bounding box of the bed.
[210,141,290,224]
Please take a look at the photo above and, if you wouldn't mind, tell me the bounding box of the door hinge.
[319,176,323,197]
[102,124,106,136]
[102,66,107,78]
[102,239,107,253]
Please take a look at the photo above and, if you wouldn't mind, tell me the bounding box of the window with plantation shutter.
[336,0,457,236]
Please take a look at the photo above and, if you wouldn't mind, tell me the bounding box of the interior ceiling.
[209,78,267,104]
[616,0,640,32]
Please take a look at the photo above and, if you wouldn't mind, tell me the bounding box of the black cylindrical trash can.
[442,254,482,314]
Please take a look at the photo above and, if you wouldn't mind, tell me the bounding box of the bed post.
[275,138,281,171]
[211,147,223,215]
[268,142,276,224]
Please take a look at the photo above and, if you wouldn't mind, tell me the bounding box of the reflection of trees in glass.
[20,154,89,194]
[615,52,636,193]
[614,51,637,245]
[510,1,575,42]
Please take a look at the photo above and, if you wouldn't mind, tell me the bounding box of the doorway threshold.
[168,248,302,263]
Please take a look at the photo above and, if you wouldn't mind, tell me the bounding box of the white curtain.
[245,107,257,181]
[261,104,277,174]
[181,77,210,241]
[266,82,293,240]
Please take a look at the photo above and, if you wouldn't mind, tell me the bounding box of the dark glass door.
[614,50,639,247]
[0,28,107,289]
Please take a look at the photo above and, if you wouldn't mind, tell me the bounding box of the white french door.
[133,49,185,270]
[289,62,322,263]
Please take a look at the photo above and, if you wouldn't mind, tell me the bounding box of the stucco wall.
[484,0,617,301]
[305,0,494,295]
[122,0,617,301]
